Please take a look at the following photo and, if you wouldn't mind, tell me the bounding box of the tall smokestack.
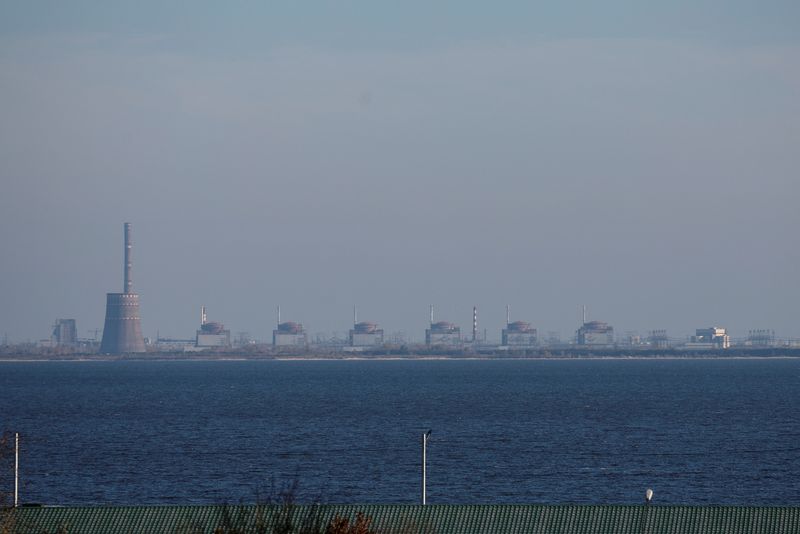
[124,222,133,294]
[201,306,207,326]
[354,305,358,326]
[99,223,146,354]
[506,304,510,326]
[430,304,434,325]
[472,306,477,343]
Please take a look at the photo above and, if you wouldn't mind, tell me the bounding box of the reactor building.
[99,223,146,354]
[196,306,231,348]
[273,308,308,347]
[502,321,538,347]
[273,322,308,347]
[425,306,461,346]
[348,307,384,347]
[576,320,614,346]
[426,321,461,346]
[500,305,537,347]
[349,322,384,347]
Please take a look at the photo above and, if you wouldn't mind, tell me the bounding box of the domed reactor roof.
[354,322,379,333]
[507,321,534,333]
[431,321,458,333]
[278,321,304,334]
[583,320,612,332]
[200,321,225,334]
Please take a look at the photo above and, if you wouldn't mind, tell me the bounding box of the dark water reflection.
[1,359,799,505]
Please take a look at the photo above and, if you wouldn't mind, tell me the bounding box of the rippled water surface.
[1,359,799,505]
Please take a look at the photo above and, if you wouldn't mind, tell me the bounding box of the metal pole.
[14,432,19,507]
[421,432,427,505]
[124,223,133,294]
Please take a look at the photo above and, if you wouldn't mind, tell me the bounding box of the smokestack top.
[124,223,133,294]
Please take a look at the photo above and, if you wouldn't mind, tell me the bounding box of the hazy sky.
[1,1,798,343]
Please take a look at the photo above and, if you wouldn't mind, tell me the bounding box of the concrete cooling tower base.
[99,293,146,353]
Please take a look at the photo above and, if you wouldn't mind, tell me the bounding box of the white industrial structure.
[685,327,730,349]
[425,305,461,347]
[501,305,538,347]
[273,306,308,347]
[51,319,78,346]
[577,320,614,346]
[349,307,384,347]
[195,306,231,348]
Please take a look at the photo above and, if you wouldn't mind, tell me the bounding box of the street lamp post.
[14,432,19,507]
[421,430,431,505]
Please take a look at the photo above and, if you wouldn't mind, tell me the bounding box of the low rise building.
[686,327,730,349]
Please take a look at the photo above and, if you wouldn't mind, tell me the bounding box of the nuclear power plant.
[24,219,794,354]
[45,230,785,353]
[99,223,146,354]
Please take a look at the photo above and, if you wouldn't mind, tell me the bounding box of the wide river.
[1,359,798,505]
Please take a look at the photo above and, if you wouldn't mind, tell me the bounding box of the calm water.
[1,359,799,506]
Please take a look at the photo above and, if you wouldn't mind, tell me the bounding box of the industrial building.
[195,306,231,348]
[576,320,614,346]
[686,327,730,349]
[99,223,146,354]
[349,322,384,347]
[426,321,461,346]
[273,322,308,347]
[51,319,77,346]
[648,329,670,348]
[747,329,776,347]
[347,307,384,347]
[502,321,538,347]
[500,305,537,347]
[153,336,196,352]
[423,306,460,346]
[273,307,308,347]
[348,322,384,347]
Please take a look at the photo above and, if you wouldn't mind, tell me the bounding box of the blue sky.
[1,2,798,342]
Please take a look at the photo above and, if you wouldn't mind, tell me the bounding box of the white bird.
[645,488,654,504]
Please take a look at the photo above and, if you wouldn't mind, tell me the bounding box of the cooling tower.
[99,223,146,353]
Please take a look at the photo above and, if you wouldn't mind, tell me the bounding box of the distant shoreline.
[2,353,800,363]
